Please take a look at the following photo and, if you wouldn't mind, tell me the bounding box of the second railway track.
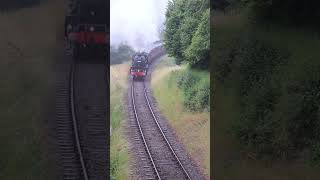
[55,61,109,179]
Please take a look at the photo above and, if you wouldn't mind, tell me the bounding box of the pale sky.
[110,0,168,51]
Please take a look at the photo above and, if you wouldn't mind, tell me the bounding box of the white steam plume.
[110,0,168,51]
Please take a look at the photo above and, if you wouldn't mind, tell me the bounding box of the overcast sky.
[110,0,168,51]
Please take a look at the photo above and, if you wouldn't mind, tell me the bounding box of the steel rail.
[143,83,192,180]
[70,64,89,180]
[131,81,162,180]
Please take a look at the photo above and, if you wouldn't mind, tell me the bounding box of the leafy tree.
[184,9,210,68]
[180,15,200,54]
[164,0,209,68]
[110,43,135,65]
[164,0,184,64]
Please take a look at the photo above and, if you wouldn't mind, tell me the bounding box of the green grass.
[110,63,130,180]
[151,56,210,178]
[0,62,53,179]
[212,12,320,180]
[0,1,65,179]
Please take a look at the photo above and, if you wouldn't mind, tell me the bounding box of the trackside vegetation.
[151,56,210,177]
[110,63,130,180]
[160,0,210,176]
[0,0,65,179]
[164,0,210,69]
[110,43,135,65]
[175,69,210,112]
[163,0,210,110]
[213,1,320,179]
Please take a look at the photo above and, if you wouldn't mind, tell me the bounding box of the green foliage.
[164,0,184,64]
[245,0,320,28]
[237,39,289,95]
[228,0,320,159]
[213,37,240,83]
[284,66,320,156]
[228,38,289,157]
[110,43,135,65]
[180,17,200,55]
[0,0,42,11]
[110,68,129,179]
[184,9,210,68]
[216,33,320,161]
[164,0,209,68]
[310,142,320,166]
[174,69,210,111]
[176,69,199,90]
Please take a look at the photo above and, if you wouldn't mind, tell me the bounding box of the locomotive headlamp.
[90,26,95,32]
[67,24,72,30]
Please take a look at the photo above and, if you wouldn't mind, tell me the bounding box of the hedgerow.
[216,33,320,162]
[174,69,210,112]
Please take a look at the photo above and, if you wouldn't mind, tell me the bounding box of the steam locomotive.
[130,46,166,81]
[131,52,149,80]
[64,0,108,61]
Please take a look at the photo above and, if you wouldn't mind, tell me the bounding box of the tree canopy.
[110,43,135,65]
[163,0,209,69]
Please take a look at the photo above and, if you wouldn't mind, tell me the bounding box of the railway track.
[55,61,108,179]
[130,80,192,180]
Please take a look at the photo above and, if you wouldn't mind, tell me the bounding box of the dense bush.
[217,35,320,161]
[237,39,290,95]
[110,43,135,65]
[174,69,210,111]
[176,70,199,90]
[231,39,289,157]
[213,38,241,83]
[284,66,320,159]
[311,142,320,166]
[0,0,42,11]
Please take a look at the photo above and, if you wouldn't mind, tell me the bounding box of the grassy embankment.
[110,62,130,180]
[212,11,320,180]
[151,55,210,177]
[0,0,65,179]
